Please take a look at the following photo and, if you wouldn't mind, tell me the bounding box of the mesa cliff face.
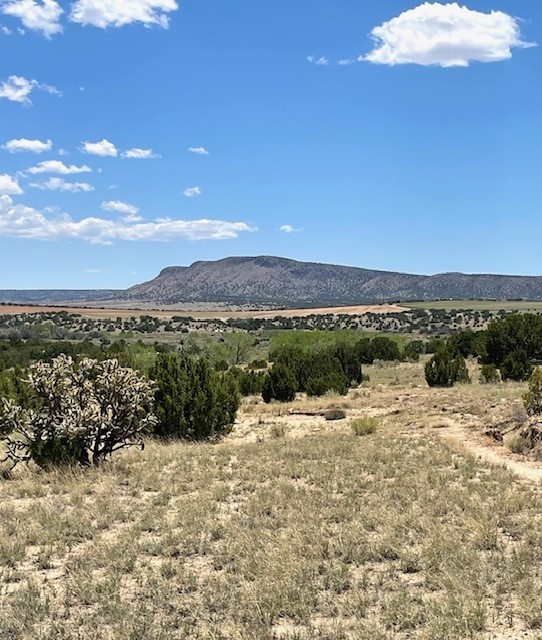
[124,256,542,306]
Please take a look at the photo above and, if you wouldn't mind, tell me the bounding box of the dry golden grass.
[1,361,542,639]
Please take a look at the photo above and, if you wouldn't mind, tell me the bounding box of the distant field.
[0,303,404,321]
[402,300,542,312]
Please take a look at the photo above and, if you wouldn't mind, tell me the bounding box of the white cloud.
[338,59,354,66]
[31,177,94,192]
[85,268,101,273]
[0,195,256,244]
[1,0,63,38]
[188,146,209,155]
[183,186,201,198]
[101,200,139,215]
[70,0,178,29]
[0,75,61,105]
[3,138,53,153]
[280,225,302,233]
[307,55,329,65]
[1,25,13,35]
[121,147,160,159]
[361,2,535,68]
[82,139,118,157]
[0,174,23,195]
[27,160,92,174]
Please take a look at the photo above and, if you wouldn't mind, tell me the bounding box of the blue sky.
[0,0,540,289]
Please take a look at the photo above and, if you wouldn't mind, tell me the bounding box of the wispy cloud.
[280,224,302,233]
[30,177,94,192]
[0,75,61,105]
[361,2,535,68]
[0,195,256,244]
[101,200,140,215]
[188,146,209,156]
[0,174,23,195]
[3,138,53,153]
[121,147,160,159]
[183,186,202,198]
[306,55,329,66]
[27,160,91,175]
[82,139,118,157]
[1,0,63,38]
[70,0,178,29]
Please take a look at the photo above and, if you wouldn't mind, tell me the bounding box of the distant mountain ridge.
[0,290,119,305]
[123,256,542,306]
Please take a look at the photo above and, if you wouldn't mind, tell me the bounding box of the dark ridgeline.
[123,256,542,306]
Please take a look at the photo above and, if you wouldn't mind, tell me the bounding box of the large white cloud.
[70,0,178,29]
[82,139,118,157]
[1,0,63,38]
[0,75,61,105]
[121,147,159,159]
[3,138,53,153]
[0,196,256,244]
[101,200,139,215]
[362,2,534,68]
[31,177,94,192]
[27,160,92,174]
[0,174,23,195]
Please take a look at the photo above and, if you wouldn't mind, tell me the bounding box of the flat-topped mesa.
[122,255,542,307]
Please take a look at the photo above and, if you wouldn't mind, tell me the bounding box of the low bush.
[425,349,470,388]
[262,363,297,403]
[500,349,532,382]
[351,417,377,436]
[306,372,348,397]
[480,364,500,384]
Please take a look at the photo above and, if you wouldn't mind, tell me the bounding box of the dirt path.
[436,421,542,484]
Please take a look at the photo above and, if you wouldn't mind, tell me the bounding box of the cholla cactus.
[0,355,157,469]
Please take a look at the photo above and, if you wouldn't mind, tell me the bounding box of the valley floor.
[1,362,542,639]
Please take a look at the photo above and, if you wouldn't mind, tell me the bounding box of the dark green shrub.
[262,363,297,403]
[229,368,265,396]
[500,349,532,382]
[425,349,470,388]
[403,340,425,362]
[214,359,229,372]
[152,352,240,440]
[371,337,401,362]
[306,372,348,397]
[480,364,500,384]
[453,354,471,383]
[248,359,268,370]
[425,337,446,354]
